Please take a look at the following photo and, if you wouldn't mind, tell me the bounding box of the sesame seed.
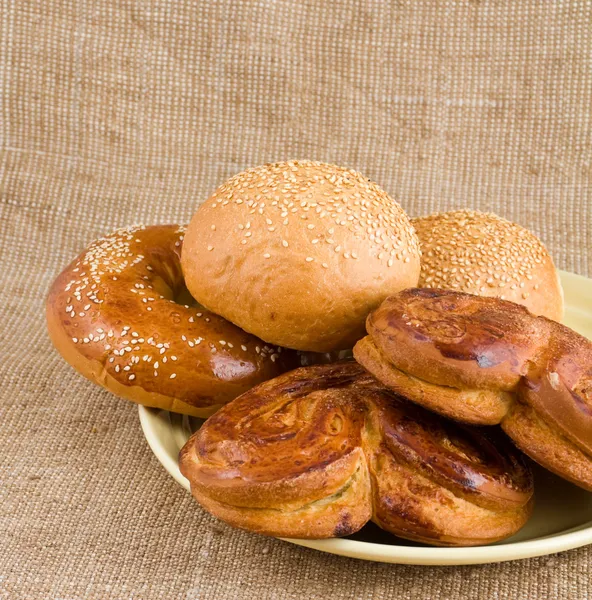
[170,374,176,379]
[413,210,550,299]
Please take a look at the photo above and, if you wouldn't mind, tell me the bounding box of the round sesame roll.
[412,210,564,322]
[181,160,421,352]
[46,224,298,417]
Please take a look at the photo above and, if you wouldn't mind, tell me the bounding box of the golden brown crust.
[46,225,298,416]
[353,336,512,425]
[502,401,592,492]
[413,210,564,322]
[365,288,548,391]
[181,160,421,352]
[358,288,592,490]
[189,456,373,539]
[519,323,592,456]
[179,362,533,545]
[369,449,534,547]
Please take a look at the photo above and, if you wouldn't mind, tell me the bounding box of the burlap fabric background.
[1,1,591,598]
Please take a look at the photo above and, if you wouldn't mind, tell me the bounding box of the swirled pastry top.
[180,362,533,545]
[354,288,592,490]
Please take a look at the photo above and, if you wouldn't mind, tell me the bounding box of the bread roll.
[181,160,421,352]
[413,210,563,321]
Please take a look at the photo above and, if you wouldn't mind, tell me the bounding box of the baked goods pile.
[47,160,589,547]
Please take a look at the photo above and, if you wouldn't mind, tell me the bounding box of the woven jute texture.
[1,1,591,598]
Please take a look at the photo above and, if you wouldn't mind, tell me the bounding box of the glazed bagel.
[46,224,298,417]
[354,288,592,490]
[179,362,533,546]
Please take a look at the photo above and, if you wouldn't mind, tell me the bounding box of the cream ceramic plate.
[139,270,592,565]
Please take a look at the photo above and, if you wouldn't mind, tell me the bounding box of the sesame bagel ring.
[46,225,298,417]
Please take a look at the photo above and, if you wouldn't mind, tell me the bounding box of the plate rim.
[138,269,592,565]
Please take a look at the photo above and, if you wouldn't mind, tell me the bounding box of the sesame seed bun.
[181,160,421,352]
[412,210,564,322]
